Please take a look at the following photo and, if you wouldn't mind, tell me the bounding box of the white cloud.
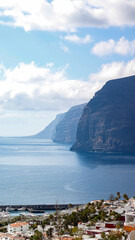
[0,59,135,114]
[0,59,135,136]
[92,37,135,56]
[64,34,92,44]
[90,58,135,82]
[0,0,135,31]
[0,62,92,111]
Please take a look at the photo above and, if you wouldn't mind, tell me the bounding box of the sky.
[0,0,135,136]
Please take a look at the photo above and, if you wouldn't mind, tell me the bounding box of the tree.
[46,227,53,239]
[41,221,46,230]
[30,223,37,230]
[101,232,106,239]
[49,214,54,221]
[116,192,121,199]
[100,230,128,240]
[33,230,43,240]
[123,194,129,201]
[71,226,78,235]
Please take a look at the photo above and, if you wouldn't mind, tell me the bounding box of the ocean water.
[0,137,135,205]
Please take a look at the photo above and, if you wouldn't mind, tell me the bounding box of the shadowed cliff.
[34,103,86,143]
[53,103,86,144]
[71,75,135,153]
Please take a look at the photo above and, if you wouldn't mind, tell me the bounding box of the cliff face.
[53,103,86,144]
[34,113,65,139]
[71,75,135,153]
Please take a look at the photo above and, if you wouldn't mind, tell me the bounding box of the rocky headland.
[53,103,86,144]
[71,75,135,153]
[34,103,86,144]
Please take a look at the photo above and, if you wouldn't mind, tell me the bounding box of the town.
[0,193,134,240]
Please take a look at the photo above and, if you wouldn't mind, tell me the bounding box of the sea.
[0,137,135,205]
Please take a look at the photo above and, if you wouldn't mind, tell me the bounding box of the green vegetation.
[101,230,127,240]
[123,194,129,202]
[0,228,7,233]
[46,227,53,239]
[30,230,43,240]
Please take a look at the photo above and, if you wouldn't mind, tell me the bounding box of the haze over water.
[0,137,135,205]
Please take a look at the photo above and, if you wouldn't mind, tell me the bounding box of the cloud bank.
[91,58,135,81]
[0,62,92,111]
[92,37,135,56]
[0,0,135,31]
[0,60,135,113]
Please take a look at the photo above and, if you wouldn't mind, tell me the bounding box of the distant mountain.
[34,113,65,139]
[53,103,86,144]
[71,75,135,153]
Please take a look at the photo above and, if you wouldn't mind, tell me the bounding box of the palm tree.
[116,192,121,200]
[123,194,129,201]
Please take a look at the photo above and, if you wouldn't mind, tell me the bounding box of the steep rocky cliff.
[53,103,86,144]
[71,75,135,153]
[34,113,65,139]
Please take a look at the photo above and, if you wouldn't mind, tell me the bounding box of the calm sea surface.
[0,137,135,205]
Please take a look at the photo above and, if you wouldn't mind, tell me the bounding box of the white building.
[125,212,135,226]
[8,222,29,234]
[78,222,88,230]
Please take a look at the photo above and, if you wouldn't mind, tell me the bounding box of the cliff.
[71,75,135,153]
[53,103,86,144]
[34,113,65,139]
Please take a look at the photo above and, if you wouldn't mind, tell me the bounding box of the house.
[8,222,29,235]
[124,212,135,232]
[78,222,88,230]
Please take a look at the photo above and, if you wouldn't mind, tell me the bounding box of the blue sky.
[0,0,135,136]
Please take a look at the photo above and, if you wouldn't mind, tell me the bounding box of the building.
[124,212,135,232]
[8,222,29,235]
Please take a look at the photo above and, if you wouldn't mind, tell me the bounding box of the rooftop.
[10,222,29,228]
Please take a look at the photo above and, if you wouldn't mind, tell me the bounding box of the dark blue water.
[0,137,135,205]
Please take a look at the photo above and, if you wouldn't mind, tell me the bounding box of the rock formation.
[34,113,64,139]
[71,75,135,153]
[34,103,86,144]
[53,103,86,144]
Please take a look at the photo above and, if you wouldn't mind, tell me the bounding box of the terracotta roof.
[10,222,29,228]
